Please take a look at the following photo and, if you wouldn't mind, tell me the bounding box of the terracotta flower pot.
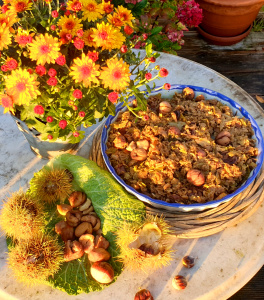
[197,0,264,45]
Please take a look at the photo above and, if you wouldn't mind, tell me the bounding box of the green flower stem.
[64,64,70,72]
[135,74,160,89]
[123,100,141,118]
[31,1,45,22]
[48,3,52,19]
[130,56,147,75]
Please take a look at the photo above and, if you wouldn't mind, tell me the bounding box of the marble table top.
[1,50,264,300]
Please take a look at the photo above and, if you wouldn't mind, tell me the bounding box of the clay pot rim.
[197,0,264,7]
[197,24,253,46]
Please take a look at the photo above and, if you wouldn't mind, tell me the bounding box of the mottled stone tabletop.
[1,50,264,300]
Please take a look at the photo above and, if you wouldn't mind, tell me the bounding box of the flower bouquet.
[0,0,168,146]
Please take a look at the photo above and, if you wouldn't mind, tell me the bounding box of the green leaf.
[146,84,152,94]
[171,43,182,50]
[40,20,47,28]
[145,43,153,57]
[150,26,163,36]
[34,154,146,295]
[108,102,116,116]
[135,93,147,111]
[134,0,148,10]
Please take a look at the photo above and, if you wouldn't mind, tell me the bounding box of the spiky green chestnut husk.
[0,190,45,241]
[115,215,174,273]
[29,168,72,204]
[8,234,63,286]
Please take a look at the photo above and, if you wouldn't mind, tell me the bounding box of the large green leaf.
[35,154,146,295]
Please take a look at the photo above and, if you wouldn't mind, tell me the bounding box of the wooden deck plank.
[177,30,264,100]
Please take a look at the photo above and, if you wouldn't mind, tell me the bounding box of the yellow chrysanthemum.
[80,0,104,22]
[0,93,14,114]
[0,24,11,51]
[100,57,131,92]
[9,0,32,13]
[91,21,125,51]
[5,69,40,106]
[70,53,100,88]
[115,5,134,27]
[28,34,60,65]
[82,29,96,47]
[57,15,83,36]
[0,10,18,28]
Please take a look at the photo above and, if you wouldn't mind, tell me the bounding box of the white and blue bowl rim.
[101,84,264,212]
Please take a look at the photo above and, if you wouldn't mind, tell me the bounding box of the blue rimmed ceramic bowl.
[101,84,264,212]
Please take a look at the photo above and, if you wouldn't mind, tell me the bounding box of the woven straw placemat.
[89,124,264,239]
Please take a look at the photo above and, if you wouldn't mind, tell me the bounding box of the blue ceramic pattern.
[101,85,264,212]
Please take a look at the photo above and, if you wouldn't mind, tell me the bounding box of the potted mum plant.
[0,0,168,158]
[114,0,203,54]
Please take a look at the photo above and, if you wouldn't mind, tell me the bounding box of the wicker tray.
[89,124,264,239]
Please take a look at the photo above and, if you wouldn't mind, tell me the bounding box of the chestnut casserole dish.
[106,88,258,205]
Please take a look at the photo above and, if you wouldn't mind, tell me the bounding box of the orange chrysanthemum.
[0,24,11,51]
[114,5,135,27]
[57,15,83,36]
[70,54,100,88]
[82,29,96,47]
[0,11,18,28]
[100,57,131,92]
[67,0,82,11]
[91,21,125,51]
[107,13,124,28]
[102,0,113,14]
[80,0,104,22]
[5,69,40,106]
[0,93,14,113]
[9,0,32,13]
[28,34,60,65]
[15,28,34,47]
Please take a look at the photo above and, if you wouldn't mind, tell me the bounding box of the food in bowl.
[105,88,259,205]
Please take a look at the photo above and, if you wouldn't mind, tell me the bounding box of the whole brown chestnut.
[68,191,86,208]
[195,94,205,102]
[134,289,154,300]
[187,169,205,186]
[182,255,195,268]
[159,101,172,114]
[172,275,187,290]
[183,87,195,100]
[88,248,111,262]
[90,262,114,284]
[215,130,231,146]
[197,149,206,158]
